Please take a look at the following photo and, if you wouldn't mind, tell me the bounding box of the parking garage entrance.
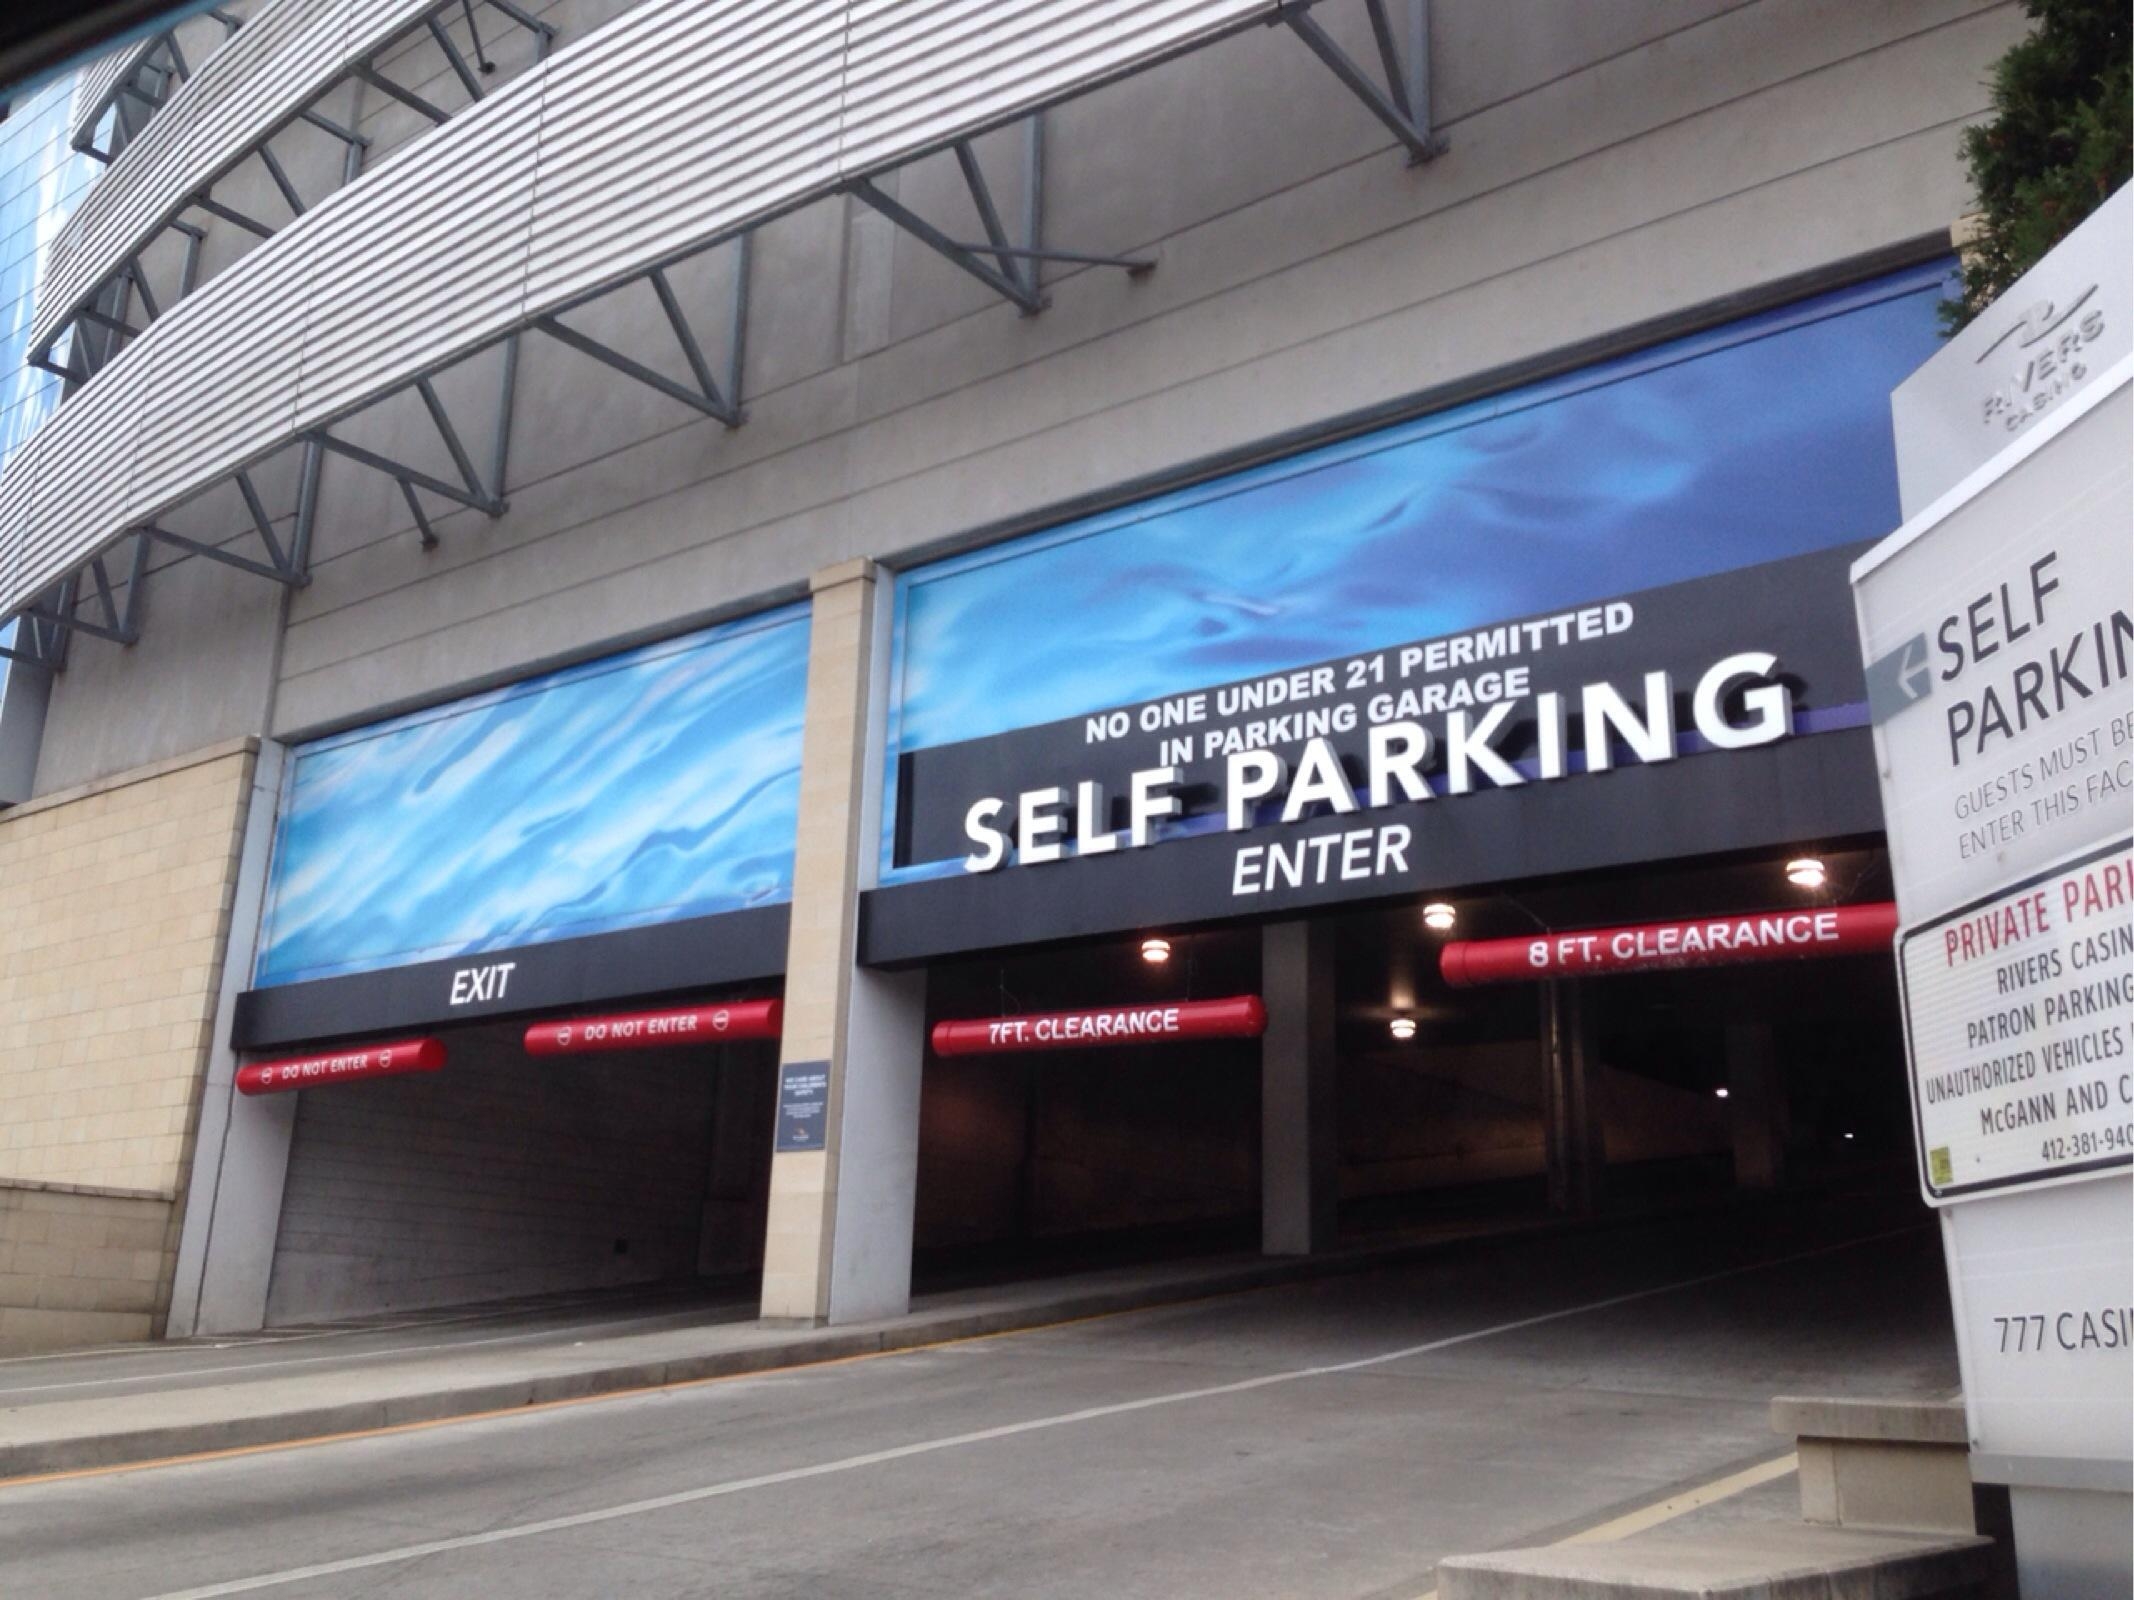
[904,845,1915,1279]
[854,262,1950,1303]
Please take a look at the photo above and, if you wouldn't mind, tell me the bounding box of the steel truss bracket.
[0,612,66,669]
[304,337,517,547]
[0,595,78,668]
[1280,0,1444,165]
[75,30,191,162]
[355,0,556,125]
[141,449,321,587]
[1,431,338,668]
[36,0,540,387]
[8,536,152,663]
[847,112,1152,318]
[535,235,751,426]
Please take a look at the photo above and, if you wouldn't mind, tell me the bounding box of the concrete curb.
[0,1229,1502,1480]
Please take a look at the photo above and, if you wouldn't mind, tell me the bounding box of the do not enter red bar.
[1440,902,1899,987]
[236,1037,445,1096]
[524,999,782,1056]
[932,995,1267,1057]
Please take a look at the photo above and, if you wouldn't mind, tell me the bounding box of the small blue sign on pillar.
[775,1060,830,1152]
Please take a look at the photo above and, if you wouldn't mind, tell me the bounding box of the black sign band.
[233,905,790,1051]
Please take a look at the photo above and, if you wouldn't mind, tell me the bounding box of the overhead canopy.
[33,0,555,385]
[0,0,1442,669]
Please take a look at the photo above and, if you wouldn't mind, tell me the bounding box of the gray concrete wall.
[1341,1040,1549,1197]
[271,0,2019,737]
[27,0,2020,777]
[1339,1041,1731,1199]
[263,1026,726,1322]
[914,1044,1263,1249]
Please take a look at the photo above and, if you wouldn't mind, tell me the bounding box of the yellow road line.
[1562,1451,1799,1543]
[1412,1450,1800,1599]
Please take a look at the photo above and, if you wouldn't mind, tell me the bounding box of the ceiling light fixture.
[1140,936,1171,964]
[1714,1087,1730,1099]
[1422,902,1456,931]
[1785,856,1827,890]
[1389,1016,1417,1041]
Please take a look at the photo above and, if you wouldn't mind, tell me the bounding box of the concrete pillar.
[0,650,50,804]
[166,742,296,1337]
[1261,920,1337,1255]
[759,560,928,1326]
[1542,980,1604,1215]
[1724,1020,1787,1189]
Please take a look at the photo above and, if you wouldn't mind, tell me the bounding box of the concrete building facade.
[0,0,2036,1352]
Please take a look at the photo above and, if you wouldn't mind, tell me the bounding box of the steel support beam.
[126,259,161,322]
[483,0,557,51]
[1282,0,1443,164]
[427,16,487,101]
[77,305,142,342]
[137,449,319,592]
[256,139,307,218]
[300,342,511,551]
[536,234,750,426]
[488,334,520,503]
[306,431,502,516]
[400,479,441,549]
[18,536,149,648]
[351,62,454,125]
[297,108,372,147]
[849,175,1044,315]
[289,438,326,577]
[141,524,302,585]
[849,113,1149,316]
[189,193,276,239]
[176,221,206,297]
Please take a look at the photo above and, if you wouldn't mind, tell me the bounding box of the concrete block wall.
[0,738,256,1349]
[264,1028,725,1323]
[0,1183,177,1351]
[0,740,254,1186]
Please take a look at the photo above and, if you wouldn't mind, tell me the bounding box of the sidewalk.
[0,1212,1557,1481]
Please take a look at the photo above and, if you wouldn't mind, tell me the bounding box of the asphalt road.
[0,1201,1958,1600]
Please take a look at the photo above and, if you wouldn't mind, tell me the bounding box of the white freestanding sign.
[1856,188,2132,1599]
[1890,189,2132,514]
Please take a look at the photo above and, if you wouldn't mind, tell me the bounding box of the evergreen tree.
[1944,0,2130,331]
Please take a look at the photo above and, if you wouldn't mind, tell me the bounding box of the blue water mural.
[255,606,810,986]
[882,264,1950,875]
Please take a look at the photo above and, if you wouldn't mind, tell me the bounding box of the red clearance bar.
[1440,903,1900,987]
[236,1037,446,1096]
[932,995,1267,1057]
[524,999,782,1056]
